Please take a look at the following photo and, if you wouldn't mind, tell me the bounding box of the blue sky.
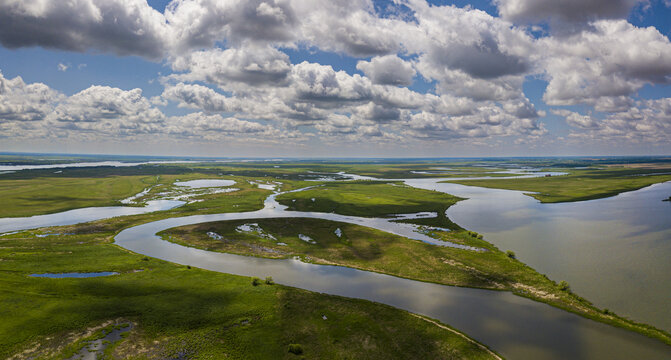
[0,0,670,157]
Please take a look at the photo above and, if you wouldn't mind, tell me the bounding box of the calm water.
[0,200,183,233]
[115,211,671,360]
[406,178,671,332]
[3,171,671,358]
[175,179,236,188]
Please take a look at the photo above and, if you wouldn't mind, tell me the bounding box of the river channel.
[406,178,671,332]
[2,170,670,358]
[113,184,671,360]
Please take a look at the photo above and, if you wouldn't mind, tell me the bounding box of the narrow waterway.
[0,200,183,233]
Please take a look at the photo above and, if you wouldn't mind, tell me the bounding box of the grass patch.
[161,216,671,347]
[277,181,462,229]
[0,175,159,218]
[0,223,495,359]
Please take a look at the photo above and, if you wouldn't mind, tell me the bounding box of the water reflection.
[406,178,671,332]
[0,200,184,233]
[115,216,671,359]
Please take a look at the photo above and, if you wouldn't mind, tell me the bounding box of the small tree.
[506,250,516,259]
[251,277,261,286]
[265,276,275,285]
[558,280,570,292]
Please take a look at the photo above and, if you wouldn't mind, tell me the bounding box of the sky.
[0,0,670,158]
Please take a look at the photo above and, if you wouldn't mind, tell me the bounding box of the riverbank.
[445,168,671,203]
[0,225,497,359]
[160,215,671,348]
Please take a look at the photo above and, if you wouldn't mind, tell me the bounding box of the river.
[2,172,670,358]
[405,178,671,332]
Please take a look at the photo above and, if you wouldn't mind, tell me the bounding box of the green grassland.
[0,216,496,359]
[0,165,319,218]
[161,217,671,346]
[446,168,671,203]
[247,181,670,345]
[276,181,462,229]
[0,176,159,218]
[3,159,671,357]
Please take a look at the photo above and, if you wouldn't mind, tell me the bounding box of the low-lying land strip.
[276,181,462,229]
[446,167,671,203]
[0,175,158,218]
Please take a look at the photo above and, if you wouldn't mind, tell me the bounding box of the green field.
[446,168,671,203]
[0,219,496,359]
[160,216,671,346]
[3,159,671,357]
[277,181,462,229]
[0,176,159,218]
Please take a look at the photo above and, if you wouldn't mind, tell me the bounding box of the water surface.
[175,179,236,188]
[405,178,671,332]
[115,211,671,360]
[0,200,183,233]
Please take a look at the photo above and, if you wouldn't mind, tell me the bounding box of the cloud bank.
[0,0,670,151]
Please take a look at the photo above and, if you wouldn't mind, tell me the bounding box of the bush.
[506,250,516,259]
[251,277,261,286]
[603,308,611,315]
[265,276,274,285]
[558,280,570,292]
[288,344,303,355]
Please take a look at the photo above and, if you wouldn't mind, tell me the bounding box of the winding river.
[112,184,671,360]
[3,171,671,358]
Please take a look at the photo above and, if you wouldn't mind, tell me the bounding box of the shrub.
[251,277,261,286]
[558,280,570,292]
[288,344,304,355]
[506,250,516,259]
[265,276,274,285]
[603,308,611,315]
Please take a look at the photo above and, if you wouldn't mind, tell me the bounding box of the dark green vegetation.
[447,167,671,203]
[0,222,496,359]
[162,217,671,346]
[277,181,462,229]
